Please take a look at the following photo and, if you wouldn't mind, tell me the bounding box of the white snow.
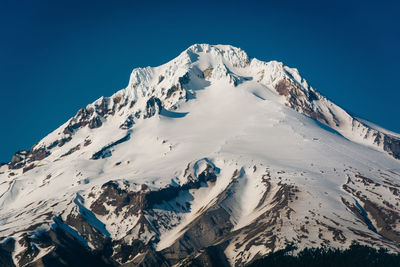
[1,44,399,266]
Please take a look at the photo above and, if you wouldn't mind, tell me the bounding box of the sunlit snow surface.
[0,44,399,266]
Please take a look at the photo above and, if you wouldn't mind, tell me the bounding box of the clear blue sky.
[1,0,399,162]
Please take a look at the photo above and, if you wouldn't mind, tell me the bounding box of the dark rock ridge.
[143,97,162,119]
[383,134,400,160]
[91,133,131,160]
[62,95,132,136]
[119,115,135,130]
[9,147,50,170]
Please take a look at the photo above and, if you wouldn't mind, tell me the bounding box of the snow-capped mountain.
[1,44,400,267]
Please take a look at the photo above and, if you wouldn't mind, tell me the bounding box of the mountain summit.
[1,44,400,266]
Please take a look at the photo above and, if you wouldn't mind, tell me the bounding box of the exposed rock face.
[274,79,291,97]
[8,147,50,172]
[9,150,28,169]
[47,136,72,150]
[119,115,135,130]
[144,97,162,119]
[90,181,150,216]
[61,144,80,157]
[22,164,35,173]
[91,133,131,160]
[25,225,114,267]
[273,78,333,127]
[384,135,400,159]
[203,68,213,80]
[63,97,116,135]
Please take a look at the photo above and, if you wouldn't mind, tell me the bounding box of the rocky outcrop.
[143,97,162,119]
[90,181,150,216]
[274,78,328,125]
[8,146,50,171]
[26,225,115,267]
[47,136,72,150]
[61,94,131,137]
[61,144,80,157]
[91,133,131,160]
[162,206,233,264]
[9,150,29,169]
[119,115,135,130]
[203,68,213,80]
[383,134,400,159]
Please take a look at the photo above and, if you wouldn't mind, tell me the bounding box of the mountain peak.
[1,44,400,267]
[126,44,251,95]
[10,44,397,163]
[185,43,251,66]
[27,44,399,162]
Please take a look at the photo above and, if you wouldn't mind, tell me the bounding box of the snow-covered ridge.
[27,43,397,162]
[1,44,400,267]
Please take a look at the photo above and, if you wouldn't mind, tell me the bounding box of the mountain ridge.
[24,44,400,163]
[1,44,400,266]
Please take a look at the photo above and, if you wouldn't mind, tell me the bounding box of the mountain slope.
[1,44,400,267]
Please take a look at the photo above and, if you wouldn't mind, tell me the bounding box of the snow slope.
[0,44,400,267]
